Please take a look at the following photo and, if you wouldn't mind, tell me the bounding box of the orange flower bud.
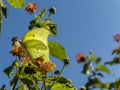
[76,53,86,63]
[25,3,38,14]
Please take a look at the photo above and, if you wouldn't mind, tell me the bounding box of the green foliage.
[38,8,46,19]
[96,64,111,74]
[2,1,120,90]
[7,0,24,8]
[89,55,97,61]
[29,7,57,36]
[20,78,40,90]
[51,83,76,90]
[0,0,7,18]
[0,0,7,35]
[51,76,70,84]
[86,77,111,89]
[48,41,68,61]
[16,83,25,90]
[4,66,13,78]
[113,79,120,89]
[105,57,120,65]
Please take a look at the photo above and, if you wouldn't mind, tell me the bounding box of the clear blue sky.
[1,0,120,89]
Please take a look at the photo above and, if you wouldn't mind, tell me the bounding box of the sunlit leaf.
[96,64,111,74]
[7,0,24,8]
[51,83,76,90]
[48,41,68,61]
[89,55,97,61]
[16,82,25,90]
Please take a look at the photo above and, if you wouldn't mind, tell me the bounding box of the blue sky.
[1,0,120,89]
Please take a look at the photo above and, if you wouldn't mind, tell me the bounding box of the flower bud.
[113,34,120,42]
[76,53,86,63]
[49,7,56,14]
[25,3,38,14]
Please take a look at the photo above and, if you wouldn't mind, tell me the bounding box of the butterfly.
[21,28,52,62]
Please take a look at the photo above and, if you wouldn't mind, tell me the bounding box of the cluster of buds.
[10,37,25,57]
[33,60,56,74]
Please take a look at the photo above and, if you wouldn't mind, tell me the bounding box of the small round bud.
[63,58,70,65]
[49,7,56,14]
[54,70,60,75]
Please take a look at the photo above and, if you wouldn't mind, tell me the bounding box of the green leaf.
[21,78,40,90]
[48,41,68,61]
[86,78,111,89]
[0,0,7,35]
[51,83,76,90]
[96,64,111,74]
[1,4,7,18]
[113,79,120,89]
[16,82,25,90]
[7,0,24,8]
[0,0,7,18]
[89,55,97,61]
[52,77,69,84]
[49,24,57,36]
[43,19,57,36]
[105,57,120,65]
[38,8,46,19]
[4,66,13,77]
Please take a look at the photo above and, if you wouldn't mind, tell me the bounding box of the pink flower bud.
[113,34,120,42]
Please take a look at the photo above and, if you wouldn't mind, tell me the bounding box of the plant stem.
[58,64,66,77]
[11,56,21,90]
[41,74,46,90]
[33,11,37,18]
